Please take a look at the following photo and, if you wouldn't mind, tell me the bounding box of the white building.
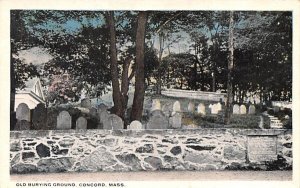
[14,77,45,111]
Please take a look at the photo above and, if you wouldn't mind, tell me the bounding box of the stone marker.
[170,112,182,129]
[32,103,47,130]
[147,110,168,129]
[81,98,91,108]
[98,110,109,129]
[90,107,97,117]
[233,104,240,114]
[240,105,247,114]
[14,120,31,130]
[128,120,143,130]
[76,117,87,130]
[248,105,256,115]
[216,102,222,112]
[197,103,206,115]
[103,114,123,130]
[187,101,195,112]
[210,104,219,114]
[16,103,30,121]
[247,135,277,162]
[173,101,181,112]
[98,103,108,111]
[57,111,72,130]
[151,99,161,112]
[162,103,172,117]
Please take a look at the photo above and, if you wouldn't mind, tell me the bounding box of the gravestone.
[210,104,219,114]
[128,120,143,130]
[173,101,181,112]
[57,111,72,130]
[103,114,123,130]
[170,112,182,129]
[248,105,256,115]
[247,135,277,162]
[32,103,47,130]
[147,110,168,129]
[14,120,31,130]
[240,105,247,114]
[98,110,109,129]
[187,101,195,112]
[90,107,97,117]
[233,104,240,114]
[76,117,87,130]
[197,103,206,115]
[216,102,222,112]
[81,98,91,108]
[98,103,108,111]
[151,99,161,112]
[16,103,30,121]
[161,103,172,117]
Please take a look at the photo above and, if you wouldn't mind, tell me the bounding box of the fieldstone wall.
[10,129,292,174]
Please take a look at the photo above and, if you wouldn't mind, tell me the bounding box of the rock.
[136,144,154,153]
[283,143,292,148]
[223,146,245,160]
[10,141,21,152]
[37,157,74,173]
[144,156,162,170]
[11,163,37,174]
[22,152,35,161]
[116,153,142,170]
[11,153,20,165]
[81,147,117,171]
[184,152,220,164]
[170,146,182,155]
[186,145,216,151]
[36,143,50,158]
[96,138,117,147]
[58,139,75,148]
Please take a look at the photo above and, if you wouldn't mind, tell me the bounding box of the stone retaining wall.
[161,89,227,101]
[10,129,292,174]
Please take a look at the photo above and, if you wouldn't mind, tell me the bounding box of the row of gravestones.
[232,104,256,115]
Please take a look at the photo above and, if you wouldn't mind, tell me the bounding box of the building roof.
[16,77,45,101]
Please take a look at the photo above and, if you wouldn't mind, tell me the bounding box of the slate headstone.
[103,114,124,130]
[32,103,47,130]
[151,99,161,112]
[197,103,206,115]
[248,105,256,115]
[81,98,91,108]
[170,112,182,129]
[128,120,143,130]
[90,107,97,117]
[233,104,240,114]
[98,110,109,129]
[147,110,168,129]
[173,101,181,112]
[240,105,247,114]
[187,101,195,112]
[57,111,72,130]
[16,103,30,121]
[76,117,87,130]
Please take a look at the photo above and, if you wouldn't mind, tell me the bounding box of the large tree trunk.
[130,11,148,121]
[106,11,124,119]
[156,32,164,95]
[225,11,234,125]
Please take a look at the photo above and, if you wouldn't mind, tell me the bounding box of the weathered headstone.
[81,98,91,108]
[98,110,109,129]
[173,101,181,112]
[187,101,195,112]
[147,110,168,129]
[210,104,219,114]
[169,112,182,129]
[98,103,108,111]
[161,103,172,117]
[14,120,31,130]
[16,103,30,121]
[151,99,161,112]
[32,103,47,130]
[197,103,206,115]
[90,107,97,117]
[216,102,222,112]
[240,105,247,114]
[103,114,124,130]
[57,111,72,130]
[128,120,143,130]
[233,104,240,114]
[248,105,256,115]
[76,117,87,130]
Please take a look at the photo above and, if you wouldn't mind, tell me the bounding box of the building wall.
[10,129,292,174]
[14,93,41,111]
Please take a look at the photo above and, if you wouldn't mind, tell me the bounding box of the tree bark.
[106,11,124,119]
[225,11,234,125]
[130,11,148,121]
